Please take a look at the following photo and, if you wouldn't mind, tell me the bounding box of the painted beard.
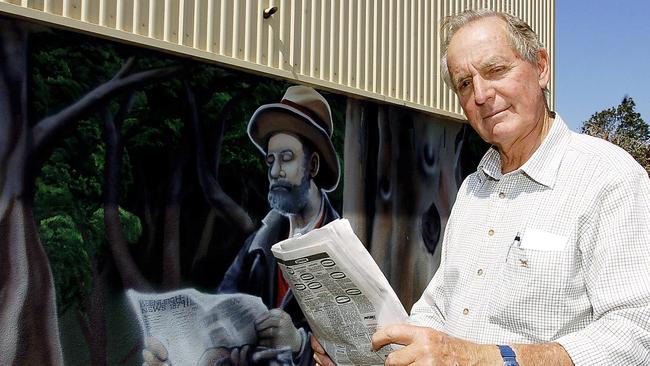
[267,174,311,215]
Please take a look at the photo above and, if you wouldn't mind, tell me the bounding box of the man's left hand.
[372,324,495,366]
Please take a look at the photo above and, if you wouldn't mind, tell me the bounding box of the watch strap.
[497,345,519,366]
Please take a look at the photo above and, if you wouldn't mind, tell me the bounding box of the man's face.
[266,133,312,215]
[447,17,550,148]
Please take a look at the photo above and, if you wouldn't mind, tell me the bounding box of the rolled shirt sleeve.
[408,207,456,332]
[408,264,447,332]
[556,168,650,365]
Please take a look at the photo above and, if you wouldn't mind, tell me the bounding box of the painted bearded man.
[218,85,341,365]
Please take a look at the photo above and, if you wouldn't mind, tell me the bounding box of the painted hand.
[251,346,294,366]
[196,345,254,366]
[142,336,171,366]
[254,308,303,354]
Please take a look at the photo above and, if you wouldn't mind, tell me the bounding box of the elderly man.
[311,9,650,366]
[219,85,340,365]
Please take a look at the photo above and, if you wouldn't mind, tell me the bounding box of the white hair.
[440,9,547,95]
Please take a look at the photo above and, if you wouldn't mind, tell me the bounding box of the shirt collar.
[477,114,572,188]
[477,147,502,182]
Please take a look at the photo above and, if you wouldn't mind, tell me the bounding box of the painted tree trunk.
[162,149,186,289]
[343,99,465,310]
[77,260,108,366]
[0,20,64,365]
[342,99,372,246]
[103,104,152,291]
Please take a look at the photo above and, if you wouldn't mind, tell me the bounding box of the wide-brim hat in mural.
[247,85,340,192]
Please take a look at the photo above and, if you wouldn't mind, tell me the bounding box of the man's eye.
[266,155,275,165]
[281,152,294,162]
[458,79,471,91]
[489,66,506,76]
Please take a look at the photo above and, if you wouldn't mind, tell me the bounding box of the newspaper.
[271,219,408,366]
[126,288,268,365]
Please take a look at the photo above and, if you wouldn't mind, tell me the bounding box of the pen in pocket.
[505,232,521,263]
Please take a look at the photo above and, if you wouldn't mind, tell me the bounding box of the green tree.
[581,96,650,174]
[38,208,141,314]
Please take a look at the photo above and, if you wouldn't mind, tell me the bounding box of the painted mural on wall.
[0,15,486,366]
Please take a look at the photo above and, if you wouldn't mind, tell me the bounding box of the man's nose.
[269,159,283,178]
[473,77,494,105]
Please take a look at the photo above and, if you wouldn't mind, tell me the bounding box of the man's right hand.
[197,345,293,366]
[255,308,303,354]
[142,337,171,366]
[310,336,335,366]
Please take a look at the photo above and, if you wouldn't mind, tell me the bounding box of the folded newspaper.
[126,289,268,365]
[271,218,408,366]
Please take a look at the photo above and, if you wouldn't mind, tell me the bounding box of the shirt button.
[499,192,506,199]
[477,268,484,276]
[463,308,470,315]
[488,229,495,236]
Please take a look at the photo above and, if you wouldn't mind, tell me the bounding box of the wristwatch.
[497,345,519,366]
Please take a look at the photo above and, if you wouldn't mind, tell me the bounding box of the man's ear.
[310,152,320,178]
[537,48,550,90]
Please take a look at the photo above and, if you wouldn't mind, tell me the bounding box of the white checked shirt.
[409,115,650,365]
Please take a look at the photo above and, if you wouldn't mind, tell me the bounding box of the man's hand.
[310,335,335,366]
[371,324,498,366]
[196,345,253,366]
[254,309,303,353]
[142,337,171,366]
[197,345,295,366]
[251,346,294,366]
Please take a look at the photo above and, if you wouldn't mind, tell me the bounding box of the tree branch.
[113,56,136,80]
[32,64,180,156]
[102,100,151,291]
[208,86,254,175]
[185,83,255,235]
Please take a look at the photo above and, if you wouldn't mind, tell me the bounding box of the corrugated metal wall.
[0,0,555,120]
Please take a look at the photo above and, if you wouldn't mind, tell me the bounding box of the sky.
[555,0,650,131]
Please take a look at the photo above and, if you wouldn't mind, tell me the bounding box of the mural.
[0,15,486,366]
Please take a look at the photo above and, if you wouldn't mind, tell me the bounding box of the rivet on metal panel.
[263,6,278,19]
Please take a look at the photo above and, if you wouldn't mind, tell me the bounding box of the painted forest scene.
[1,16,484,365]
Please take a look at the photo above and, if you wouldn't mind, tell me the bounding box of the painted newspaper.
[127,289,267,365]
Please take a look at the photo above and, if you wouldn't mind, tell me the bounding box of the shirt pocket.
[487,247,572,340]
